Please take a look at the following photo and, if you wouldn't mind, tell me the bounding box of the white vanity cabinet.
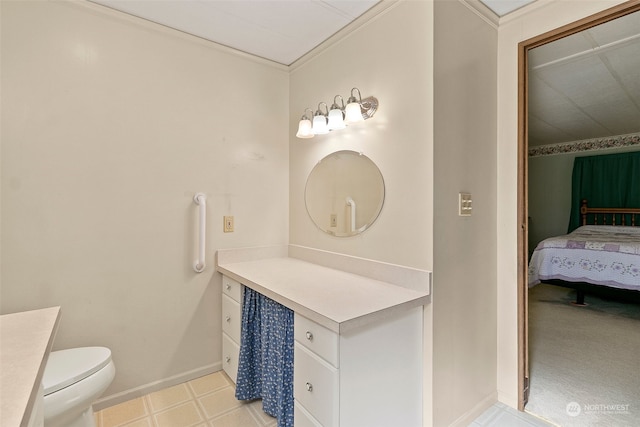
[293,309,423,427]
[221,275,243,384]
[217,247,430,427]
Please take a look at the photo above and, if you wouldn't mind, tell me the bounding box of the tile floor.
[95,372,553,427]
[94,371,276,427]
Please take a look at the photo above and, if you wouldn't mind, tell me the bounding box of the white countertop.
[1,307,61,427]
[217,251,430,334]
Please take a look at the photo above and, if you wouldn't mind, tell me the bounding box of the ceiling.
[528,10,640,146]
[479,0,535,16]
[90,0,531,66]
[90,0,382,65]
[89,0,639,147]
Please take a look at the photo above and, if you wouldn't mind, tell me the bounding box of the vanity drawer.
[294,313,338,368]
[294,400,323,427]
[222,276,242,303]
[222,334,240,384]
[294,343,338,427]
[221,294,241,344]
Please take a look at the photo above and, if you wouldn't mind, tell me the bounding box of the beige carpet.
[526,284,640,426]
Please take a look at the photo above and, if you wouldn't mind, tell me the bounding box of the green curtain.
[568,150,640,232]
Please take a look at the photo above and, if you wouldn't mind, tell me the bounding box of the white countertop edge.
[216,265,429,334]
[216,267,337,331]
[216,245,431,294]
[0,306,61,427]
[334,298,429,334]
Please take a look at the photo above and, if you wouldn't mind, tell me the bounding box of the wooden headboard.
[580,199,640,226]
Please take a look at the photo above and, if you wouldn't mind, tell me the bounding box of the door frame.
[517,0,640,411]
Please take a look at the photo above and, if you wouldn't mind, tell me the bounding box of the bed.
[528,200,640,305]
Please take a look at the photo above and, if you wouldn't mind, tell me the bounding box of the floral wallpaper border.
[528,133,640,157]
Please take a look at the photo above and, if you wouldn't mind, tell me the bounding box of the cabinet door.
[222,334,240,384]
[294,401,323,427]
[294,313,339,368]
[221,294,241,344]
[222,276,242,303]
[294,343,338,427]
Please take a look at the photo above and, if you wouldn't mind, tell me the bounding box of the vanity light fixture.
[296,87,378,139]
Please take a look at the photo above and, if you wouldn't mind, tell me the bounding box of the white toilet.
[42,347,115,427]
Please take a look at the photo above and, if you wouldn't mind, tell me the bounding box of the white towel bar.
[193,193,206,273]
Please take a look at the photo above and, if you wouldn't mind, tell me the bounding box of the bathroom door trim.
[516,0,640,411]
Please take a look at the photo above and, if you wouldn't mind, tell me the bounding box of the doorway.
[517,0,640,413]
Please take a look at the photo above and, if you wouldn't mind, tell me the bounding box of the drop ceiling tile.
[527,114,573,146]
[527,74,571,114]
[603,43,640,102]
[528,32,594,68]
[528,74,611,143]
[586,10,640,47]
[582,100,640,135]
[535,56,616,107]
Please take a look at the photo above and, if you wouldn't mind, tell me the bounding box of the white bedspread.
[528,225,640,291]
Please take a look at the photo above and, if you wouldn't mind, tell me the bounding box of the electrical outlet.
[223,216,234,232]
[330,214,337,227]
[459,193,472,216]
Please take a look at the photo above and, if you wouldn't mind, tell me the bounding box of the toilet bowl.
[43,347,115,427]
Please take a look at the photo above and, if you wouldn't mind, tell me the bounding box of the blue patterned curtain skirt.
[235,287,294,427]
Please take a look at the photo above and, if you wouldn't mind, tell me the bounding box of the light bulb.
[345,101,363,124]
[296,118,314,138]
[327,108,346,130]
[312,115,329,135]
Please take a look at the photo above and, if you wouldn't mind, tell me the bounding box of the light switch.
[459,193,472,216]
[224,216,234,232]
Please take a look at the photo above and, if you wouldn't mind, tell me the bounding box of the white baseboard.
[92,362,222,411]
[448,392,498,427]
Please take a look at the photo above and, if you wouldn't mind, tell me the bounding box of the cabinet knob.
[225,356,231,363]
[305,382,313,392]
[225,284,231,290]
[225,316,231,323]
[305,331,313,341]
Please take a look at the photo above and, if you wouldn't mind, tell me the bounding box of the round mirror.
[305,150,385,237]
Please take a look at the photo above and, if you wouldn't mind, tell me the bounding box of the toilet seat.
[43,347,112,395]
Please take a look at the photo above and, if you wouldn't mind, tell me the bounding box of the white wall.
[433,2,498,425]
[289,1,436,423]
[496,0,629,408]
[289,2,434,269]
[0,0,289,403]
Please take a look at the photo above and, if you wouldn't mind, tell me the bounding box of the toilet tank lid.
[43,347,112,395]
